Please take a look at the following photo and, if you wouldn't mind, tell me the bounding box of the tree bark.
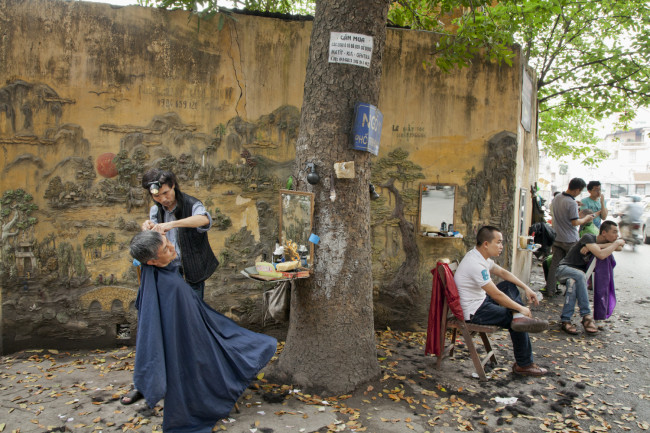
[271,0,390,394]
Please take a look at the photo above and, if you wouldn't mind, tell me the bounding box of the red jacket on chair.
[425,262,464,356]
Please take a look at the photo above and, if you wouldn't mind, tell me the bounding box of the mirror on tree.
[418,183,456,237]
[279,190,314,267]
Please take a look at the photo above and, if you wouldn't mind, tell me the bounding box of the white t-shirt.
[454,248,495,320]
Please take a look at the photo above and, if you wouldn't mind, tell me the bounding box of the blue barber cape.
[134,264,277,432]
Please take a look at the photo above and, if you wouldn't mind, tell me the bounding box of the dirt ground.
[2,255,650,433]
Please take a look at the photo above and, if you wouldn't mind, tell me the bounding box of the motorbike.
[620,220,643,251]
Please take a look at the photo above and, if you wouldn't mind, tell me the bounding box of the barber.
[141,168,218,299]
[123,169,220,407]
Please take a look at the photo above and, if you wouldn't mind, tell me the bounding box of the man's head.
[599,220,619,243]
[130,230,177,267]
[142,168,180,211]
[567,178,587,196]
[587,181,601,199]
[476,226,503,258]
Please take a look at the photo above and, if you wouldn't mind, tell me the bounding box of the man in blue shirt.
[580,181,608,229]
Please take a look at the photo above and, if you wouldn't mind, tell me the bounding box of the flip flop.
[120,388,144,405]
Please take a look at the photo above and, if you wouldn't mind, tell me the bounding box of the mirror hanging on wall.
[519,188,527,237]
[279,190,315,267]
[418,183,457,237]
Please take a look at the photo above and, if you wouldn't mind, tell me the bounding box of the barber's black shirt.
[559,234,597,272]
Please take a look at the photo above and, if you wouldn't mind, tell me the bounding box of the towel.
[593,256,616,320]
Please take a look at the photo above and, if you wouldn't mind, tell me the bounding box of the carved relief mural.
[0,0,536,352]
[460,131,518,268]
[0,76,302,352]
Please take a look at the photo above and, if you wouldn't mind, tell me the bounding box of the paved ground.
[2,250,650,432]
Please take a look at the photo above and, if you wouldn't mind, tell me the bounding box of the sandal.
[120,388,144,405]
[582,315,598,334]
[561,321,579,335]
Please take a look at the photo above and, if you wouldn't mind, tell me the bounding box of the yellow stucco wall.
[0,0,537,351]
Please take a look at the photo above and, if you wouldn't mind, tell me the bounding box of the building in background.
[599,127,650,199]
[538,125,650,209]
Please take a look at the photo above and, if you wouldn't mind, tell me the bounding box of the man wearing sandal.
[557,220,625,335]
[455,226,550,377]
[545,178,595,296]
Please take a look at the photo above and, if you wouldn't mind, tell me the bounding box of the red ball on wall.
[96,152,118,178]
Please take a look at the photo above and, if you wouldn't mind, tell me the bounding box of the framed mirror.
[518,188,527,237]
[418,183,456,236]
[279,190,314,267]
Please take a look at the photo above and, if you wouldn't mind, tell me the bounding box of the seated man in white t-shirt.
[454,226,549,376]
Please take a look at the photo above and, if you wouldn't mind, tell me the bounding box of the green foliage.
[2,189,36,211]
[389,0,516,72]
[213,123,226,138]
[474,0,650,163]
[1,189,38,230]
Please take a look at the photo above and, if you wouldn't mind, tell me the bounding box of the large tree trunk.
[271,0,390,394]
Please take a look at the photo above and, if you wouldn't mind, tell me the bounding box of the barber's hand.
[142,220,155,231]
[580,246,588,255]
[518,306,532,318]
[152,222,174,233]
[615,239,626,247]
[585,214,595,222]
